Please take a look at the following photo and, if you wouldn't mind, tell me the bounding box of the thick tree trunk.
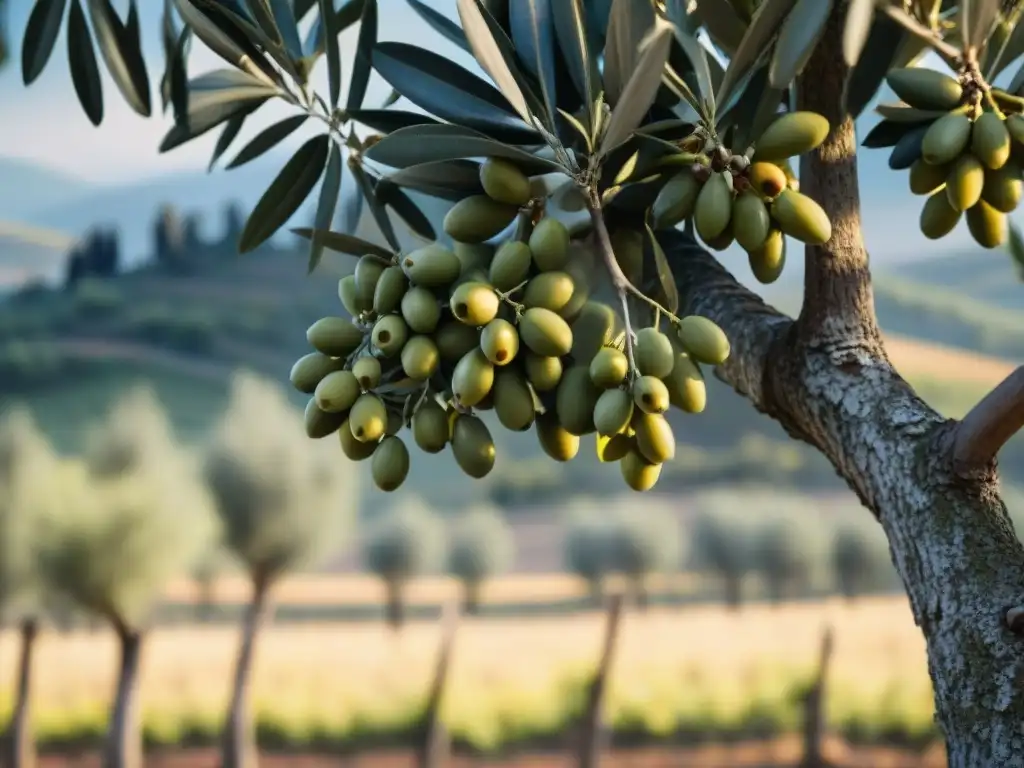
[102,627,143,768]
[221,576,271,768]
[722,574,742,610]
[630,578,649,611]
[2,618,39,768]
[385,579,405,631]
[461,579,481,616]
[664,3,1024,762]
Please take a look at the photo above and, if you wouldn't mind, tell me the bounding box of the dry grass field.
[31,740,948,768]
[882,332,1016,385]
[0,596,936,753]
[160,572,699,607]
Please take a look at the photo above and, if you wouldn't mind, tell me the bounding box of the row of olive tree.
[0,372,358,768]
[563,503,895,610]
[364,499,515,628]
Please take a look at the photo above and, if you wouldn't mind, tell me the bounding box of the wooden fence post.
[576,593,624,768]
[417,599,460,768]
[800,625,835,768]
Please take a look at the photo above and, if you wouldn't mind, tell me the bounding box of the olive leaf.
[366,123,564,174]
[644,223,679,315]
[510,0,558,126]
[371,40,541,144]
[690,0,747,56]
[173,0,280,85]
[318,0,341,107]
[768,0,833,89]
[294,0,318,22]
[336,158,364,235]
[350,160,401,251]
[379,185,436,241]
[1008,223,1024,280]
[291,228,394,260]
[552,0,596,126]
[239,134,331,253]
[208,112,249,171]
[842,0,876,67]
[842,15,909,119]
[345,109,440,134]
[672,30,716,116]
[269,0,304,60]
[226,113,308,169]
[405,0,471,53]
[599,18,675,157]
[717,0,799,109]
[309,141,343,273]
[172,0,256,75]
[861,119,925,149]
[159,69,280,152]
[602,0,656,106]
[456,0,542,127]
[347,0,377,111]
[165,26,191,127]
[86,0,151,117]
[67,0,103,126]
[21,0,68,86]
[205,0,299,84]
[383,160,486,201]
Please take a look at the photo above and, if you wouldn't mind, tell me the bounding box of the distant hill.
[887,249,1024,310]
[0,156,96,221]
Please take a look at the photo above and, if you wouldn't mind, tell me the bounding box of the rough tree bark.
[2,618,39,768]
[102,626,144,768]
[221,573,272,768]
[664,3,1024,763]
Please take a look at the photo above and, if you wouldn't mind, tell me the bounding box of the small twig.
[879,4,963,64]
[953,366,1024,474]
[585,192,680,375]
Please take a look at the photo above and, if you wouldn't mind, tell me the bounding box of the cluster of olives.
[881,67,1024,248]
[652,111,833,284]
[290,160,730,493]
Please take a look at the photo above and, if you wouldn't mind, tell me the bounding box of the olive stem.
[494,281,528,316]
[878,3,962,64]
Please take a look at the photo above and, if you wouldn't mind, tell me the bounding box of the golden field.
[160,572,699,607]
[882,332,1015,385]
[0,596,937,751]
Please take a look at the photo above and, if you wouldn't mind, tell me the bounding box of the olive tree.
[688,506,755,610]
[446,505,515,615]
[564,512,615,606]
[202,372,358,768]
[0,407,62,768]
[35,388,217,768]
[749,516,817,604]
[363,498,445,630]
[20,0,1024,758]
[606,505,682,609]
[830,521,896,600]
